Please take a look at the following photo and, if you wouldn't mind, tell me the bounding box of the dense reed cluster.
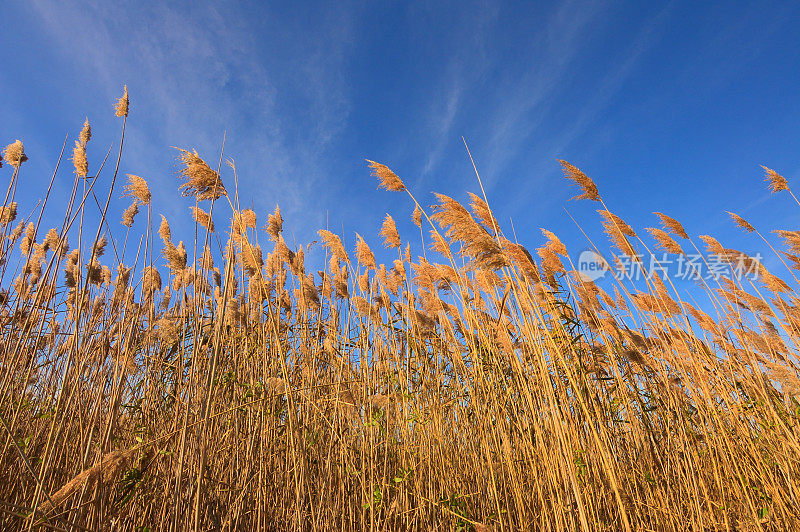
[1,89,799,531]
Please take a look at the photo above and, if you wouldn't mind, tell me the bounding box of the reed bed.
[1,88,799,531]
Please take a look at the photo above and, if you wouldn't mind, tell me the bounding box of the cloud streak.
[26,0,356,238]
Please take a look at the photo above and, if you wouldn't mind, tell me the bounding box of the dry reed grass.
[0,88,799,531]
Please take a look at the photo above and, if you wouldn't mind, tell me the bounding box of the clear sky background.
[2,0,800,287]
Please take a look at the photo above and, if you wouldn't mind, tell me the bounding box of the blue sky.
[2,0,800,287]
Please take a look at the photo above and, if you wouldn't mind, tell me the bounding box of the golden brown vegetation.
[1,88,800,531]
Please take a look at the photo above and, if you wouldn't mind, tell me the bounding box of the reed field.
[1,87,800,531]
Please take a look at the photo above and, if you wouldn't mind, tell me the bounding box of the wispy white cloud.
[416,0,672,225]
[421,74,463,178]
[477,1,605,184]
[26,0,356,238]
[416,0,605,192]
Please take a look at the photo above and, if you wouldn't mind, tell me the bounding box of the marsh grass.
[0,88,799,531]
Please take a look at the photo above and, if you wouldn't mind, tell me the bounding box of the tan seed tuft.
[3,140,28,168]
[114,85,129,117]
[367,159,405,192]
[763,165,789,193]
[558,159,600,201]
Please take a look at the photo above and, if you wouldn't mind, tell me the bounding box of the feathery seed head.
[242,209,257,229]
[43,228,60,251]
[3,140,28,168]
[773,230,800,255]
[727,211,755,233]
[9,221,24,243]
[646,227,683,254]
[291,245,305,276]
[79,118,92,146]
[123,174,152,204]
[763,165,789,193]
[0,203,17,225]
[429,230,451,256]
[319,230,350,264]
[654,212,689,239]
[175,148,227,201]
[19,222,36,256]
[699,235,725,255]
[72,141,88,177]
[367,159,405,192]
[598,210,637,257]
[191,206,215,232]
[597,210,636,237]
[412,205,422,228]
[505,241,539,281]
[121,202,139,227]
[380,214,401,248]
[239,243,263,277]
[142,266,162,294]
[158,215,171,243]
[355,233,376,270]
[93,234,107,258]
[468,192,496,229]
[163,241,187,271]
[541,229,567,256]
[559,160,600,201]
[115,85,129,117]
[266,205,283,240]
[198,245,215,272]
